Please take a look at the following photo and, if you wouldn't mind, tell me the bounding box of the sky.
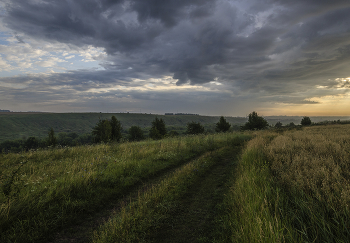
[0,0,350,116]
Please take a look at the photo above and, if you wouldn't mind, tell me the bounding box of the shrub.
[186,121,205,135]
[301,116,312,126]
[47,127,57,147]
[128,126,144,141]
[149,117,167,139]
[275,121,283,128]
[215,116,231,132]
[241,111,269,130]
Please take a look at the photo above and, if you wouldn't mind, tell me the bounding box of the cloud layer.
[1,0,350,115]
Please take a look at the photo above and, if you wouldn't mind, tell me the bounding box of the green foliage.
[241,111,269,130]
[110,116,122,141]
[24,137,39,150]
[92,116,122,143]
[47,128,57,147]
[149,117,166,139]
[128,126,144,141]
[301,116,312,126]
[215,116,231,132]
[186,121,205,135]
[92,119,112,143]
[149,127,162,140]
[274,121,283,128]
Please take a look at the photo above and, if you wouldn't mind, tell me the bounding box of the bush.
[215,116,231,132]
[24,137,39,150]
[274,121,283,128]
[110,116,122,141]
[92,116,123,143]
[241,111,269,130]
[128,126,144,141]
[47,127,57,147]
[301,116,312,126]
[186,121,205,135]
[149,117,167,139]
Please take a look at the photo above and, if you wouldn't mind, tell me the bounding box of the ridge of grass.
[219,138,297,242]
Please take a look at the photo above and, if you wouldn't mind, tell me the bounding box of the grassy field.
[1,124,350,242]
[0,132,250,242]
[221,124,350,242]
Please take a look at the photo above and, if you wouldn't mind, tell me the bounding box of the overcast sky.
[0,0,350,116]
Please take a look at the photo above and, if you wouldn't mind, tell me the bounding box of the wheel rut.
[147,146,241,243]
[45,152,211,243]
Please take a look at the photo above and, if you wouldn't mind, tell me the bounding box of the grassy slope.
[0,113,247,142]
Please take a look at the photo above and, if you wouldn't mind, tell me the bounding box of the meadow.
[0,132,250,242]
[1,124,350,242]
[221,124,350,242]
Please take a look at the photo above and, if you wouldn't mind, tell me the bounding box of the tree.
[92,119,112,143]
[186,121,205,135]
[149,117,166,139]
[92,116,123,143]
[288,122,295,127]
[301,116,312,126]
[47,127,57,147]
[275,121,283,128]
[215,116,231,133]
[241,111,269,130]
[128,126,144,141]
[24,137,39,150]
[110,116,122,141]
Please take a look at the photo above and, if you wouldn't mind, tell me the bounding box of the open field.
[1,124,350,242]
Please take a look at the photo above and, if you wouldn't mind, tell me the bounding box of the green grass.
[218,145,297,242]
[220,131,350,242]
[90,145,242,243]
[0,132,249,242]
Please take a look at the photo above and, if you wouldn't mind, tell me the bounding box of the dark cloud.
[2,0,350,113]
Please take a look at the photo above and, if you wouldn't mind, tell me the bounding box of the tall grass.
[0,132,249,242]
[218,136,297,242]
[221,124,350,242]
[265,125,350,241]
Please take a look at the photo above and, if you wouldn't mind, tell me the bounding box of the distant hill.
[0,112,349,143]
[0,112,246,142]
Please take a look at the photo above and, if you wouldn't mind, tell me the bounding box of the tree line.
[0,115,232,153]
[0,112,321,153]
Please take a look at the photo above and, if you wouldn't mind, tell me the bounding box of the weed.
[0,160,27,219]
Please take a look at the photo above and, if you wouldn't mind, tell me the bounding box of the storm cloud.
[1,0,350,115]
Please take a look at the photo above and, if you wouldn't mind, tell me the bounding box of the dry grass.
[266,125,350,209]
[222,124,350,242]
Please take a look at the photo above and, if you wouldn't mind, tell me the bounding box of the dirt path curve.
[146,146,241,243]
